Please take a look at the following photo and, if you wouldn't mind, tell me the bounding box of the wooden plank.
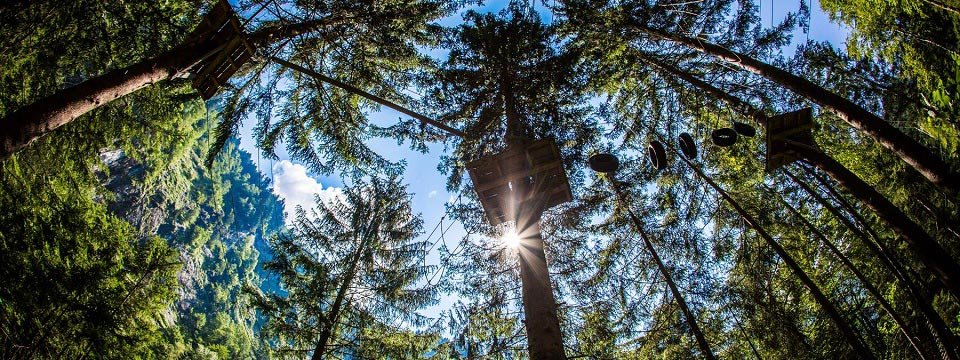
[468,138,572,226]
[186,0,259,100]
[765,108,816,172]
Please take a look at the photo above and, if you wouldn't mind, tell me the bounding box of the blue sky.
[236,0,851,323]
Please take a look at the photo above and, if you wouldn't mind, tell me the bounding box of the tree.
[612,178,719,360]
[671,147,874,357]
[251,175,440,359]
[0,104,185,359]
[820,0,960,151]
[634,53,960,301]
[0,0,453,176]
[560,0,960,200]
[422,4,603,357]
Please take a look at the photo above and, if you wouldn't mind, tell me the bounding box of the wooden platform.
[468,139,573,226]
[765,107,817,172]
[186,0,255,100]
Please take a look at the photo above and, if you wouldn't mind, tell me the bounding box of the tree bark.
[311,231,369,360]
[807,164,960,242]
[787,167,960,360]
[0,16,345,159]
[785,140,960,301]
[769,185,935,360]
[635,24,960,200]
[610,180,717,360]
[676,154,875,359]
[499,68,566,358]
[515,205,567,360]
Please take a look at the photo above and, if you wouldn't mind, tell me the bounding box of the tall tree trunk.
[0,17,344,159]
[636,53,768,127]
[768,184,936,360]
[784,140,960,301]
[640,55,960,303]
[806,163,960,242]
[311,230,372,360]
[610,180,717,360]
[787,168,960,360]
[515,205,567,359]
[731,313,763,360]
[922,0,960,15]
[634,25,960,199]
[676,154,875,358]
[503,75,566,359]
[784,169,918,291]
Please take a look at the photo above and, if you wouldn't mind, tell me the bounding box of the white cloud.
[271,160,343,223]
[428,190,438,199]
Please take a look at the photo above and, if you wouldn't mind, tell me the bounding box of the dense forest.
[1,0,959,359]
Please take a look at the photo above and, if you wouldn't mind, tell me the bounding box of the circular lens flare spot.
[502,231,521,249]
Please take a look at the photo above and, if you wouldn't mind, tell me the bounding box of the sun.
[502,231,521,249]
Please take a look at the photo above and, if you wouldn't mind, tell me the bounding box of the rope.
[422,216,445,255]
[240,0,274,29]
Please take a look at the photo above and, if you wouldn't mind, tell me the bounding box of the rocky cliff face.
[99,149,167,235]
[97,136,286,356]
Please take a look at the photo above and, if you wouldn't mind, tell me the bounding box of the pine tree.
[251,175,440,359]
[0,0,454,176]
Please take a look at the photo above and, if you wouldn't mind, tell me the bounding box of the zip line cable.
[269,56,466,138]
[240,0,274,29]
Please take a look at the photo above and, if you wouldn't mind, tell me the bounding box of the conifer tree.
[0,0,454,176]
[561,0,960,200]
[250,175,440,359]
[421,3,602,357]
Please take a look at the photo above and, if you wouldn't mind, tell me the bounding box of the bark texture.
[0,16,345,159]
[678,154,875,359]
[637,25,960,200]
[516,207,566,360]
[786,140,960,301]
[0,38,219,157]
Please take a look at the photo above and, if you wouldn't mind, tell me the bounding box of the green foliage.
[5,0,960,359]
[0,108,184,359]
[549,0,960,358]
[147,118,285,359]
[0,76,285,359]
[820,0,960,153]
[214,0,458,176]
[252,175,441,358]
[0,0,205,117]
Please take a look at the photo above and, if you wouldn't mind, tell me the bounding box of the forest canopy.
[1,0,959,359]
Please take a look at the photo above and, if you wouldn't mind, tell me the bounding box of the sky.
[235,0,851,323]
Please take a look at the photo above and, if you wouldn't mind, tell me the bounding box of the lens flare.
[502,231,521,249]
